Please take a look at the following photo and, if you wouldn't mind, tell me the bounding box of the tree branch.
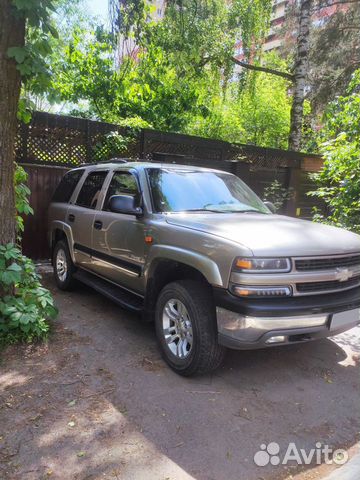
[231,57,295,81]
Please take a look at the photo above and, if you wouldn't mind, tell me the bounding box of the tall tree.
[288,0,312,151]
[0,0,57,246]
[310,69,360,233]
[0,0,25,245]
[309,0,360,112]
[283,0,360,149]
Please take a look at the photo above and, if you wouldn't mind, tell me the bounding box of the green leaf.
[7,46,27,63]
[7,263,22,272]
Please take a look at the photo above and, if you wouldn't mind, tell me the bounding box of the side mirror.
[108,195,143,217]
[263,201,276,214]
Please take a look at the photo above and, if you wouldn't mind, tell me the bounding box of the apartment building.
[234,0,344,61]
[264,0,288,52]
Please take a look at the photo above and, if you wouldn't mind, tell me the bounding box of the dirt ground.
[1,273,359,480]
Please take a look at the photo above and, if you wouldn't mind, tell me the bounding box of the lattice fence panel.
[228,144,302,171]
[17,112,139,167]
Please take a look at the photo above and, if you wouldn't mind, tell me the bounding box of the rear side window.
[75,170,108,209]
[103,172,139,210]
[52,169,84,203]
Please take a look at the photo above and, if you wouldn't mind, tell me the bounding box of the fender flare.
[50,221,75,263]
[144,244,224,288]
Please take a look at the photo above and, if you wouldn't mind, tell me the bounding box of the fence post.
[85,119,92,162]
[18,121,29,163]
[139,128,145,159]
[284,166,302,217]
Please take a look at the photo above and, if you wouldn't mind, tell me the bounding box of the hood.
[165,213,360,257]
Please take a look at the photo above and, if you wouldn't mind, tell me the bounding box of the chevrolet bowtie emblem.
[335,268,353,282]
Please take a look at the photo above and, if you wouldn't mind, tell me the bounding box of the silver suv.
[48,160,360,375]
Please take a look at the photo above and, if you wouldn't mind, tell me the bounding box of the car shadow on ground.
[1,276,359,480]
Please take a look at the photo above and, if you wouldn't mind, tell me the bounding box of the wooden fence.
[17,112,324,260]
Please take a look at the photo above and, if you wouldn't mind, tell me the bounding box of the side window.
[51,169,84,203]
[103,172,139,211]
[75,171,108,209]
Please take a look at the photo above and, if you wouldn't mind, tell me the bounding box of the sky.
[86,0,109,20]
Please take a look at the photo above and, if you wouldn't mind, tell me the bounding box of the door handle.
[68,214,75,222]
[93,220,103,230]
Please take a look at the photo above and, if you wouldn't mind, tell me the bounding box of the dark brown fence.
[21,165,69,259]
[17,112,324,260]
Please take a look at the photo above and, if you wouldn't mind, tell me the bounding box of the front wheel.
[155,280,226,376]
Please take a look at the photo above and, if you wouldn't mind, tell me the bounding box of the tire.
[155,280,226,376]
[53,240,76,291]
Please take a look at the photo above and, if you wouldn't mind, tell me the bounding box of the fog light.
[266,335,286,344]
[232,285,292,297]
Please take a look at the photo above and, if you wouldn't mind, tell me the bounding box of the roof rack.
[79,158,137,167]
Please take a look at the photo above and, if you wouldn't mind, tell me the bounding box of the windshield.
[147,168,270,214]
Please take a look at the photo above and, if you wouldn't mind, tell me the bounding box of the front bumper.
[214,287,360,350]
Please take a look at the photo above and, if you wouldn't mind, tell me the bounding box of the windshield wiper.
[233,210,268,214]
[179,208,225,213]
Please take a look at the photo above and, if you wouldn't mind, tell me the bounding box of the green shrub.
[0,166,57,346]
[92,130,137,161]
[15,164,34,238]
[263,180,294,212]
[310,70,360,233]
[0,244,58,345]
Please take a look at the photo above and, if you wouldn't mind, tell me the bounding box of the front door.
[68,169,109,270]
[91,170,146,293]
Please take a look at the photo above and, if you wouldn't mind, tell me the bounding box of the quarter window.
[75,171,108,209]
[52,169,84,203]
[103,172,139,210]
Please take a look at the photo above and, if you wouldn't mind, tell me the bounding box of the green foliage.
[0,166,56,347]
[93,131,134,161]
[185,53,292,147]
[49,5,289,148]
[0,244,57,346]
[9,0,59,121]
[263,180,294,212]
[236,54,292,148]
[310,70,360,233]
[15,165,34,238]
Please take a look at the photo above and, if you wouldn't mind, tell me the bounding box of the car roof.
[72,160,230,175]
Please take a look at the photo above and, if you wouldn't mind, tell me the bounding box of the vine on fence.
[0,166,57,346]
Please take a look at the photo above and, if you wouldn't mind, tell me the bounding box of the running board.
[73,269,143,313]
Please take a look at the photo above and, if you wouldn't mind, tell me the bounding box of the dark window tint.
[52,169,84,203]
[76,171,108,209]
[103,172,139,210]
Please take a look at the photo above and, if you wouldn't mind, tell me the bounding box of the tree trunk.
[288,0,312,151]
[0,0,25,245]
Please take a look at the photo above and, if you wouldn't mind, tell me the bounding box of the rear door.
[67,169,109,270]
[91,170,146,292]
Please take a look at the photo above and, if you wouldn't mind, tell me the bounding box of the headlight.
[233,257,291,273]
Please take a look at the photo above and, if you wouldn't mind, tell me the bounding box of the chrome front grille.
[297,275,360,294]
[293,253,360,295]
[295,254,360,272]
[230,253,360,297]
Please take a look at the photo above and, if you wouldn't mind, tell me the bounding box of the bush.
[15,164,34,238]
[310,70,360,233]
[263,180,294,212]
[0,165,57,346]
[0,244,57,345]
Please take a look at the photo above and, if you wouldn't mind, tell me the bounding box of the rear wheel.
[155,280,226,376]
[53,240,76,290]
